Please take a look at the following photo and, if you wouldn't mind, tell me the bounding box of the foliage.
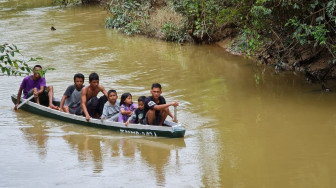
[105,0,336,63]
[1,43,36,76]
[105,0,151,35]
[284,0,336,60]
[161,23,186,43]
[170,0,227,43]
[0,43,54,77]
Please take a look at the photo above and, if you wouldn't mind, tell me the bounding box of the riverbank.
[217,36,336,87]
[104,0,336,89]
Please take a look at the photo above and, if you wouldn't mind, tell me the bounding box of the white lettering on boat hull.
[120,129,157,137]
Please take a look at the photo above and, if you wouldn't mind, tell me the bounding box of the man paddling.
[81,72,108,121]
[14,65,58,110]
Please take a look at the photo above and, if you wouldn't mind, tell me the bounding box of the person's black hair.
[33,65,42,70]
[138,96,146,103]
[108,89,117,96]
[74,73,85,82]
[120,92,132,106]
[151,83,162,90]
[89,72,99,82]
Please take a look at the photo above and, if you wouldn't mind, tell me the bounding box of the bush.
[105,0,151,35]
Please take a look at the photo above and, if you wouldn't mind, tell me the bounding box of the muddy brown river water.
[1,1,336,187]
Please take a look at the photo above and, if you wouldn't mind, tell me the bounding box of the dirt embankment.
[217,33,336,90]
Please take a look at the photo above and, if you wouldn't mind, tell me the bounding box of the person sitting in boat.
[143,83,178,126]
[118,92,137,123]
[81,72,108,121]
[125,96,146,126]
[101,90,120,122]
[59,73,85,115]
[14,65,58,110]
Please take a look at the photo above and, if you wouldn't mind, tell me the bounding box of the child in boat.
[118,92,137,123]
[125,96,146,126]
[59,73,85,115]
[101,90,120,122]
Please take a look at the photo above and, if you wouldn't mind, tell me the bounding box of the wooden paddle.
[174,106,178,123]
[17,95,34,109]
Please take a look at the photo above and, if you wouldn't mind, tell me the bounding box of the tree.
[0,43,53,76]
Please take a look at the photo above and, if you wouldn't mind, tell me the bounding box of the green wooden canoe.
[11,94,185,138]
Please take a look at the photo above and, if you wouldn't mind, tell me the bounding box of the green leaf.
[13,60,19,69]
[7,55,13,66]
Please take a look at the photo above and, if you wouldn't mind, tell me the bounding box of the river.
[1,1,336,187]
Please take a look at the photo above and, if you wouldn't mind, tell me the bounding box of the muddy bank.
[217,36,336,89]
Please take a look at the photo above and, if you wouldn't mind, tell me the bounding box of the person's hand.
[14,104,19,111]
[33,88,39,97]
[170,102,179,107]
[85,114,91,122]
[125,120,130,126]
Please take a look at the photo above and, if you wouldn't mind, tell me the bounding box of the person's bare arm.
[98,85,108,97]
[120,108,133,115]
[153,102,178,111]
[81,87,90,121]
[14,87,24,110]
[59,95,68,112]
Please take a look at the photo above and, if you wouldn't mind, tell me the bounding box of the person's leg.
[146,109,156,125]
[63,106,70,113]
[97,95,107,118]
[74,106,82,115]
[86,97,99,118]
[111,113,119,122]
[32,88,40,104]
[46,86,58,109]
[158,107,169,125]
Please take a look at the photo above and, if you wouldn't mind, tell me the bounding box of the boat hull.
[11,95,185,138]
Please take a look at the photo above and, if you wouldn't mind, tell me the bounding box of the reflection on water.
[14,110,187,186]
[16,111,49,158]
[62,133,104,173]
